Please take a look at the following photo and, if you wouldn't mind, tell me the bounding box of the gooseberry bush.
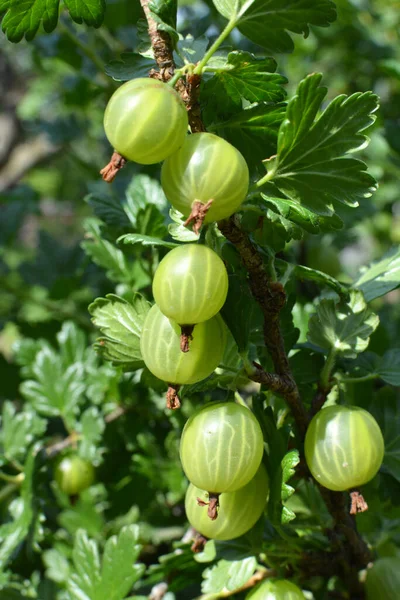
[0,1,400,599]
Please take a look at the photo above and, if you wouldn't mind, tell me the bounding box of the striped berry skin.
[161,133,249,223]
[185,464,268,541]
[305,405,384,492]
[180,402,264,493]
[245,579,306,600]
[55,455,95,496]
[103,78,188,164]
[152,244,228,325]
[366,557,400,600]
[140,305,226,385]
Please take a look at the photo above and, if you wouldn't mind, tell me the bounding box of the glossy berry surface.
[245,579,305,599]
[305,405,384,492]
[180,401,264,493]
[140,304,226,385]
[185,464,268,541]
[104,78,188,164]
[55,455,95,496]
[365,557,400,600]
[161,133,249,223]
[152,244,228,324]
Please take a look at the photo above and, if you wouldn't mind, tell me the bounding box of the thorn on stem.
[166,384,181,409]
[100,151,127,182]
[184,199,213,234]
[350,490,368,515]
[180,324,194,353]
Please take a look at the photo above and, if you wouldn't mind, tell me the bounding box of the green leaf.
[135,204,168,239]
[57,321,87,367]
[43,548,71,584]
[354,247,400,302]
[380,397,400,483]
[242,198,303,252]
[68,526,144,600]
[307,290,379,358]
[168,208,199,243]
[0,0,60,42]
[206,51,286,104]
[89,294,151,370]
[125,175,168,225]
[77,407,105,464]
[0,0,105,42]
[275,259,349,298]
[280,449,300,524]
[0,402,46,466]
[0,446,37,569]
[104,53,155,81]
[118,234,177,249]
[201,556,257,595]
[64,0,105,27]
[378,350,400,387]
[149,0,178,44]
[175,35,209,66]
[261,195,343,234]
[221,272,263,353]
[264,74,379,217]
[86,193,131,230]
[81,219,134,284]
[213,0,337,53]
[20,346,85,424]
[207,102,286,167]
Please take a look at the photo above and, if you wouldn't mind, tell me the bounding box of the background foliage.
[0,0,400,598]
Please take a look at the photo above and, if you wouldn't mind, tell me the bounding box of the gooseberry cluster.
[104,78,249,231]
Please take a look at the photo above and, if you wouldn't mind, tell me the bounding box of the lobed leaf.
[307,290,379,358]
[213,0,337,53]
[89,294,151,370]
[201,556,257,595]
[264,74,379,217]
[1,0,105,42]
[354,247,400,302]
[0,402,46,466]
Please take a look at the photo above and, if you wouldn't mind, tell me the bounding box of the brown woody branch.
[138,0,372,587]
[218,215,308,439]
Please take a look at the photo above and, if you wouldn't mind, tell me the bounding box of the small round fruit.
[55,455,95,495]
[104,78,188,164]
[305,405,384,492]
[140,305,226,384]
[185,464,268,540]
[245,579,305,599]
[366,557,400,600]
[161,133,249,223]
[180,401,264,493]
[153,244,228,324]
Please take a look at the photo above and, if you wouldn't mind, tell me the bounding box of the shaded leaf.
[355,247,400,302]
[104,53,154,81]
[307,290,379,358]
[89,294,150,370]
[213,0,337,53]
[0,402,46,466]
[118,234,177,249]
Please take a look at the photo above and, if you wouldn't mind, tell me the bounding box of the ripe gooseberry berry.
[365,557,400,600]
[305,405,384,492]
[55,455,95,496]
[180,402,264,495]
[161,133,249,228]
[245,579,306,599]
[104,78,188,164]
[185,464,268,541]
[152,244,228,325]
[140,305,226,386]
